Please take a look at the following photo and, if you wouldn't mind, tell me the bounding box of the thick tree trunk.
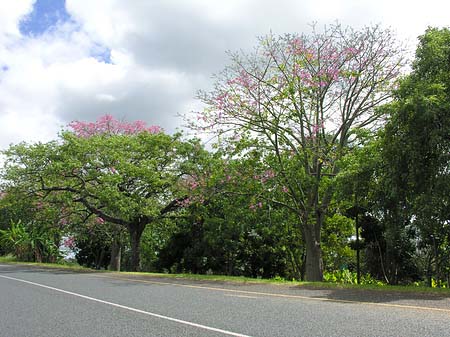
[304,223,324,281]
[302,158,326,282]
[108,239,121,271]
[129,223,145,272]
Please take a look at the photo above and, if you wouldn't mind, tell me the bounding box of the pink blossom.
[288,37,306,55]
[260,170,276,183]
[96,217,105,224]
[188,181,199,190]
[344,47,359,56]
[69,114,163,138]
[177,197,192,207]
[63,236,76,249]
[228,70,255,89]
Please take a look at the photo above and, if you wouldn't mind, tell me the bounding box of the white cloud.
[1,0,449,153]
[0,1,34,41]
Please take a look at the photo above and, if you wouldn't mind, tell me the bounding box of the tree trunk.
[108,238,121,271]
[34,246,43,263]
[129,223,145,272]
[304,223,324,281]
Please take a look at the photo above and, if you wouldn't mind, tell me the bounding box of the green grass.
[120,271,303,285]
[0,254,18,263]
[1,256,449,295]
[116,270,450,295]
[299,280,450,294]
[0,255,90,271]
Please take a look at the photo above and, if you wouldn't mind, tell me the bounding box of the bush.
[323,269,384,285]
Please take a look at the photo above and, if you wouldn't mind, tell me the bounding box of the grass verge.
[0,255,89,272]
[1,256,449,295]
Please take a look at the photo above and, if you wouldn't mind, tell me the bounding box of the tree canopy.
[2,115,206,271]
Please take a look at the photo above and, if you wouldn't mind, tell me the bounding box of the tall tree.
[193,24,405,280]
[382,27,450,285]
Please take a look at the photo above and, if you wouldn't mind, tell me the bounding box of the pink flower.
[96,217,105,224]
[69,115,162,137]
[63,236,76,249]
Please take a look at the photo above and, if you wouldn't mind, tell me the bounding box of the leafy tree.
[193,24,405,280]
[1,115,204,271]
[382,27,450,285]
[157,148,303,279]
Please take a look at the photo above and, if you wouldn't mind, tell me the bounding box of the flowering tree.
[2,115,204,271]
[68,114,162,137]
[194,24,406,281]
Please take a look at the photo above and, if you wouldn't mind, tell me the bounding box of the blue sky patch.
[91,45,113,64]
[19,0,71,36]
[18,0,112,64]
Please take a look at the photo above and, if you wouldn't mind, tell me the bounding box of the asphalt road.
[1,264,450,337]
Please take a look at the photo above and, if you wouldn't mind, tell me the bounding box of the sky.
[0,0,449,151]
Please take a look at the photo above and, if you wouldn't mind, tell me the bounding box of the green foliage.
[0,220,30,260]
[323,269,384,286]
[380,27,450,285]
[321,213,355,272]
[155,150,304,279]
[1,127,206,271]
[0,220,59,262]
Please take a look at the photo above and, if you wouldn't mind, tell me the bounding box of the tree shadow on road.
[290,284,450,310]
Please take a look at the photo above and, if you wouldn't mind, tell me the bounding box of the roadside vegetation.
[1,25,449,289]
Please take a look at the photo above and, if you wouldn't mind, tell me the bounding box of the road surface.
[1,264,449,337]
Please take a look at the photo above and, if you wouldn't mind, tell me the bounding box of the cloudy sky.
[0,0,449,150]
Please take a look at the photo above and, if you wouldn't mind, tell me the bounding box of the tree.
[193,24,405,280]
[337,133,420,284]
[2,115,204,271]
[157,149,302,279]
[382,27,450,285]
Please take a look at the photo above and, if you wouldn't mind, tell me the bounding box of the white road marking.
[225,294,259,299]
[0,274,253,337]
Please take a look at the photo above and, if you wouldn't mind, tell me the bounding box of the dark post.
[354,186,361,285]
[355,205,360,285]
